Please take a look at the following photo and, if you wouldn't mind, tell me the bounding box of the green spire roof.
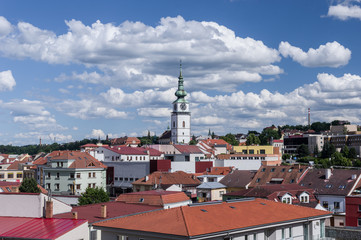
[174,61,188,103]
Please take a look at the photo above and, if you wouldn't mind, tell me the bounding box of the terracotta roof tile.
[115,190,190,206]
[174,145,203,154]
[219,170,256,188]
[94,198,331,237]
[54,201,160,223]
[132,171,201,186]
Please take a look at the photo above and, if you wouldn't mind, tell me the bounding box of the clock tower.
[171,62,191,144]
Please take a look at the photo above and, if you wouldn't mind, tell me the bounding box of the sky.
[0,0,361,145]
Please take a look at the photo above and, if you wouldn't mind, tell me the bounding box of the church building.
[170,63,191,144]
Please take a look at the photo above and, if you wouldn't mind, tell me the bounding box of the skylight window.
[229,206,236,209]
[200,209,208,212]
[139,198,144,202]
[325,184,332,188]
[339,185,346,189]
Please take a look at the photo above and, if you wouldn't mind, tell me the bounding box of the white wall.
[317,195,345,213]
[214,159,261,170]
[0,193,71,217]
[170,161,195,173]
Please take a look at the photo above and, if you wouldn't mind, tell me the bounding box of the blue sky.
[0,0,361,145]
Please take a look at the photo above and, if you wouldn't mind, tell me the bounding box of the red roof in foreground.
[0,217,87,239]
[94,198,331,237]
[53,201,160,223]
[115,190,190,206]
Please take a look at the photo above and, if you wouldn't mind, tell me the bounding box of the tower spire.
[174,60,187,103]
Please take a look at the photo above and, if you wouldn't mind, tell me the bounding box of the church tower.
[171,62,191,144]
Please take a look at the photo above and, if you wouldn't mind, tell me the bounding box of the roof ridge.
[180,206,190,236]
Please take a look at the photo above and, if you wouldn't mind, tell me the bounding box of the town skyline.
[0,0,361,145]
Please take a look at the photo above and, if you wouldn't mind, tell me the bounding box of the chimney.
[325,169,332,180]
[72,212,78,219]
[45,200,53,218]
[145,176,149,181]
[101,205,107,218]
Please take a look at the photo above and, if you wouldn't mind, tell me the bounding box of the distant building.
[110,137,141,147]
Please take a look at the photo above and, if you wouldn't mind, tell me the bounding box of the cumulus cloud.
[279,41,351,68]
[57,99,128,119]
[327,1,361,20]
[0,70,16,91]
[0,16,282,91]
[88,129,106,139]
[0,16,12,37]
[137,108,171,118]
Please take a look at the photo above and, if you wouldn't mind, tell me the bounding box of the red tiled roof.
[132,171,201,186]
[53,201,160,223]
[0,217,87,239]
[105,146,147,156]
[50,151,107,169]
[174,145,203,154]
[200,139,233,150]
[204,167,233,175]
[80,143,99,148]
[94,198,331,237]
[115,190,190,206]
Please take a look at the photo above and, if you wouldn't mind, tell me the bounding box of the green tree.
[321,142,336,158]
[297,144,310,157]
[349,147,357,159]
[313,145,319,157]
[259,127,280,145]
[220,133,239,146]
[331,152,352,166]
[310,122,331,133]
[246,133,260,146]
[78,187,110,205]
[282,153,291,161]
[189,135,197,145]
[341,145,349,158]
[19,178,41,193]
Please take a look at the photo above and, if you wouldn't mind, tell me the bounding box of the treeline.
[0,139,109,155]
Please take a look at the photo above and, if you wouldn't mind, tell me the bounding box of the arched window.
[173,121,175,127]
[183,121,185,128]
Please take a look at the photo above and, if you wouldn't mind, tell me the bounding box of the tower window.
[183,121,185,128]
[173,121,175,128]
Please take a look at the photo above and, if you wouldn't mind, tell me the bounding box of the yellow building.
[233,145,274,155]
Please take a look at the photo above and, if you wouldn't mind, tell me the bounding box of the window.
[76,184,81,190]
[88,172,91,178]
[289,227,292,238]
[92,172,95,178]
[290,179,295,183]
[173,121,175,128]
[55,183,60,190]
[0,174,4,179]
[183,121,185,128]
[56,172,59,178]
[76,173,81,178]
[57,162,60,167]
[242,150,247,154]
[125,178,129,181]
[358,205,361,212]
[117,236,128,240]
[46,183,50,189]
[271,168,275,172]
[7,173,13,178]
[249,150,254,154]
[88,183,92,188]
[334,201,340,209]
[61,162,63,167]
[17,173,22,178]
[261,168,266,172]
[256,178,260,183]
[70,173,75,179]
[47,172,51,178]
[260,149,265,154]
[92,183,95,188]
[115,177,118,181]
[358,218,361,226]
[281,168,286,172]
[323,201,329,209]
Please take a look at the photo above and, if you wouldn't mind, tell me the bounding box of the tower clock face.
[180,103,187,110]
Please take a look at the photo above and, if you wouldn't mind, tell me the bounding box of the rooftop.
[94,198,331,237]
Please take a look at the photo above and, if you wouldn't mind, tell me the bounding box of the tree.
[282,153,291,161]
[349,147,357,159]
[297,144,309,158]
[313,145,319,157]
[310,122,330,133]
[189,135,197,145]
[220,133,239,146]
[321,142,336,159]
[246,133,260,146]
[331,152,352,166]
[19,178,41,193]
[341,145,349,158]
[259,127,280,145]
[78,187,110,205]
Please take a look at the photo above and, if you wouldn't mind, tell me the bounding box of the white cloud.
[193,116,227,125]
[3,99,50,116]
[327,2,361,20]
[0,70,16,91]
[57,99,128,119]
[0,16,282,91]
[88,129,106,139]
[0,16,12,37]
[279,41,351,68]
[137,108,171,118]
